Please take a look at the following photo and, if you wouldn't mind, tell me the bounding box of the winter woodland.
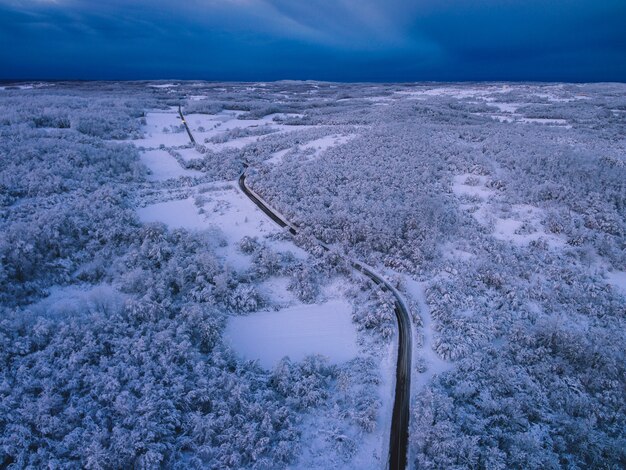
[0,81,624,469]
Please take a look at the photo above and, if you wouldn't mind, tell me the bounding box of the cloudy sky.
[1,0,625,81]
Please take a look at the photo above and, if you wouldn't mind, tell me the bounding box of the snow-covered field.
[134,110,189,147]
[224,299,358,368]
[140,149,203,180]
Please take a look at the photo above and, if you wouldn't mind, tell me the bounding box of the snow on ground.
[402,278,454,391]
[303,134,356,159]
[147,83,179,89]
[0,82,53,91]
[453,174,565,248]
[135,111,189,148]
[605,270,626,296]
[258,277,297,307]
[489,114,517,123]
[27,284,125,319]
[442,242,475,261]
[224,299,358,368]
[292,336,395,470]
[482,112,572,127]
[193,183,280,240]
[137,183,287,270]
[140,149,203,180]
[266,148,291,165]
[137,197,208,230]
[207,134,267,150]
[185,111,275,142]
[266,134,356,164]
[184,110,313,147]
[491,204,565,248]
[518,117,571,127]
[487,102,524,113]
[177,147,202,162]
[134,109,311,270]
[396,86,503,100]
[397,84,582,104]
[395,86,578,129]
[451,174,493,200]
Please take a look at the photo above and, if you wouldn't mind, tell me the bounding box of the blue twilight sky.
[0,0,625,82]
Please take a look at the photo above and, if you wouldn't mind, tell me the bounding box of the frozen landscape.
[0,81,625,469]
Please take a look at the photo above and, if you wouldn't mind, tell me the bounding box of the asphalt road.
[178,105,195,144]
[239,170,412,470]
[179,105,412,470]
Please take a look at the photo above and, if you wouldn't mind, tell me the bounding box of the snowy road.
[239,169,412,470]
[180,104,412,470]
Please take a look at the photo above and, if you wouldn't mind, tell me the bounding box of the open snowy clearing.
[140,149,203,180]
[26,284,125,319]
[137,197,209,230]
[604,269,626,295]
[453,173,566,248]
[224,299,358,369]
[136,185,288,270]
[266,134,357,165]
[134,111,189,147]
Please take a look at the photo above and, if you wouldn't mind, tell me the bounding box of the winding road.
[180,106,412,470]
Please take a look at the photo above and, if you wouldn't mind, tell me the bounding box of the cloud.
[0,0,624,80]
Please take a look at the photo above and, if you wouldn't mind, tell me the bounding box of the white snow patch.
[267,134,356,165]
[305,134,355,158]
[452,174,565,249]
[135,111,189,147]
[148,83,179,89]
[488,102,524,113]
[137,182,287,271]
[403,278,454,392]
[491,204,565,248]
[186,111,315,150]
[224,299,358,368]
[195,183,281,241]
[518,117,570,127]
[177,147,203,162]
[452,174,493,200]
[137,197,208,230]
[442,243,475,261]
[258,277,297,306]
[140,149,203,180]
[396,85,511,100]
[605,270,626,295]
[266,148,291,165]
[27,284,125,318]
[291,336,395,470]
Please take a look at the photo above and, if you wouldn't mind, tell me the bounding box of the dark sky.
[1,0,625,82]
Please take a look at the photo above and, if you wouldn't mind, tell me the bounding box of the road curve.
[239,170,412,470]
[179,105,412,470]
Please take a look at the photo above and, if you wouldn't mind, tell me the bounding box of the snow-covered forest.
[1,81,624,469]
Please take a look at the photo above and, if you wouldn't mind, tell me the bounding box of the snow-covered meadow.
[1,81,624,469]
